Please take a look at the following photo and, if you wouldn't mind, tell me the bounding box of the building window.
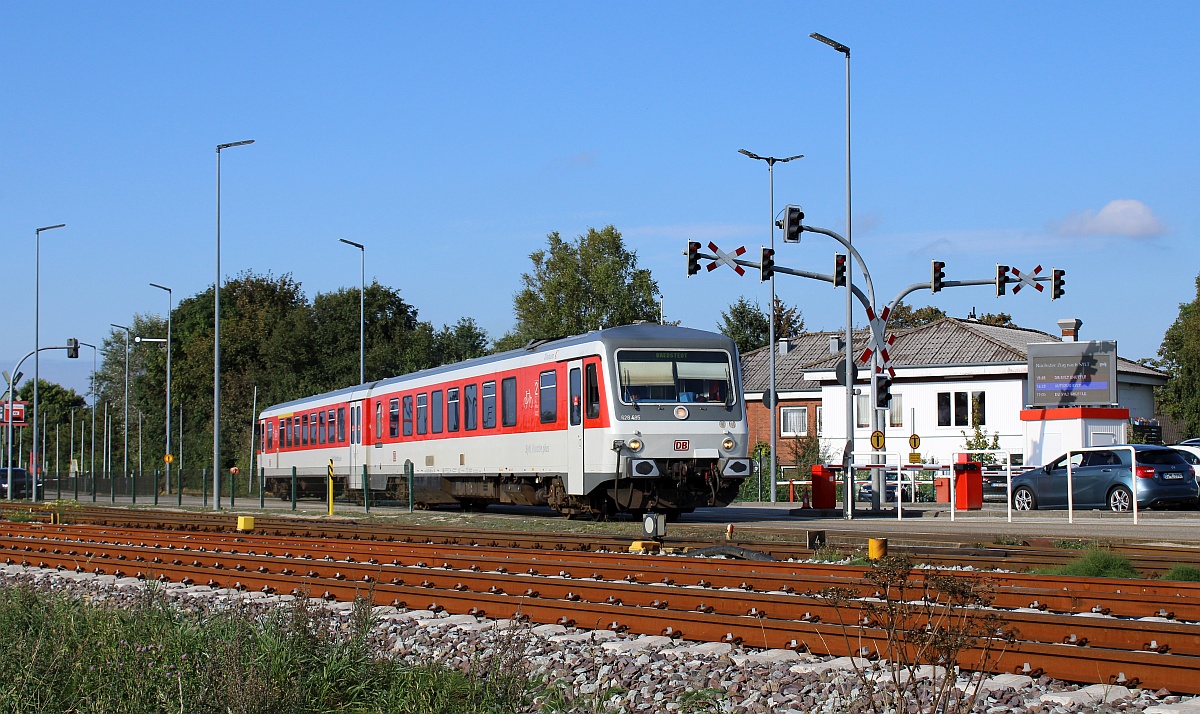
[780,406,807,437]
[938,391,984,427]
[888,394,903,428]
[502,377,517,427]
[816,406,823,436]
[481,381,496,429]
[539,371,557,423]
[856,394,870,428]
[388,398,399,438]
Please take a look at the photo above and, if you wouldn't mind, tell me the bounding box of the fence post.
[110,468,115,504]
[153,469,159,506]
[57,469,61,501]
[202,467,208,508]
[363,464,370,514]
[73,469,78,502]
[405,459,414,513]
[178,469,183,507]
[132,469,137,504]
[259,467,264,509]
[291,466,297,512]
[229,469,235,509]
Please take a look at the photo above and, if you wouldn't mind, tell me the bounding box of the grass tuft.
[1159,565,1200,582]
[1041,548,1141,579]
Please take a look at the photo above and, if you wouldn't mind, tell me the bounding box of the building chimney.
[778,338,791,356]
[1057,318,1082,342]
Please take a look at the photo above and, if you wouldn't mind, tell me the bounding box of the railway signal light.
[66,338,79,359]
[996,264,1009,297]
[760,247,775,282]
[931,260,946,293]
[782,205,804,243]
[876,377,893,408]
[833,253,847,287]
[1051,268,1066,300]
[686,241,701,276]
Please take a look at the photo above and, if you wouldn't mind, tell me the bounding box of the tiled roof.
[740,317,1165,392]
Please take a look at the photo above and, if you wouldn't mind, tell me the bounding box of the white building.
[741,317,1165,468]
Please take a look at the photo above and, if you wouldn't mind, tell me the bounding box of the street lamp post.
[338,238,366,385]
[32,222,65,500]
[111,324,130,487]
[215,139,254,511]
[737,150,802,504]
[811,31,855,519]
[150,283,173,494]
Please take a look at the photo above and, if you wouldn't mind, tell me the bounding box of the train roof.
[260,323,736,414]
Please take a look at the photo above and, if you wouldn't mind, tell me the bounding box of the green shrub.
[1049,548,1140,579]
[1159,565,1200,582]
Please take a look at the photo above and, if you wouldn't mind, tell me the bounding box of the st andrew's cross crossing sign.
[706,242,746,276]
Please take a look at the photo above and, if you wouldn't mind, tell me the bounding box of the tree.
[435,318,490,365]
[509,226,659,344]
[1157,273,1200,436]
[15,380,86,433]
[976,312,1016,327]
[887,302,946,329]
[718,296,804,355]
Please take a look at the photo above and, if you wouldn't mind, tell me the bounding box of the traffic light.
[931,260,946,293]
[833,253,847,287]
[1051,268,1066,300]
[876,377,892,408]
[686,241,701,276]
[760,247,775,282]
[995,264,1009,297]
[66,338,79,359]
[782,205,804,243]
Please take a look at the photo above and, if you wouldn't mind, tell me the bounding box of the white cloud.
[1056,199,1166,238]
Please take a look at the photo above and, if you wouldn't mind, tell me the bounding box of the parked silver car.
[1011,445,1198,512]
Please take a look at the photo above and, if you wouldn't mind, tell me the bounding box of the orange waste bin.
[951,462,983,510]
[810,464,837,509]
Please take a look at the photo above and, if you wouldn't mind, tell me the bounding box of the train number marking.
[620,414,641,421]
[674,440,690,451]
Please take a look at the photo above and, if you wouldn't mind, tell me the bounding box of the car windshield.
[617,350,733,405]
[1138,450,1188,466]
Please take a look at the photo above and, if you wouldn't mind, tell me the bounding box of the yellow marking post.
[327,460,335,516]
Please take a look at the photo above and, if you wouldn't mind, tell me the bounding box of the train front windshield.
[617,350,734,404]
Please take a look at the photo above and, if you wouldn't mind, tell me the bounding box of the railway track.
[3,521,1200,693]
[7,502,1200,575]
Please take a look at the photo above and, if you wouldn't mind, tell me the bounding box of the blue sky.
[3,2,1197,398]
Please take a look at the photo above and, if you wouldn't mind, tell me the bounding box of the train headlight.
[674,406,689,420]
[627,438,643,453]
[722,437,736,451]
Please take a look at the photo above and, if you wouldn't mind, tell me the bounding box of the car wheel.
[1012,486,1037,511]
[1108,486,1133,512]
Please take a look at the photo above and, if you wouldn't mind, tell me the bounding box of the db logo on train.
[674,440,690,451]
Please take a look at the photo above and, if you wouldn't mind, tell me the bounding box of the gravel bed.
[2,563,1198,714]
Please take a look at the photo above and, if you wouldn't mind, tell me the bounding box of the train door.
[567,360,584,494]
[348,400,365,490]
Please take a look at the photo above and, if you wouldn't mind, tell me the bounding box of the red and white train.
[258,324,751,518]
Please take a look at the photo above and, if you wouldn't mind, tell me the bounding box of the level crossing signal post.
[684,215,1065,515]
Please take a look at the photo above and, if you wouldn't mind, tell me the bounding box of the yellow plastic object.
[868,538,888,560]
[629,541,661,554]
[236,516,255,532]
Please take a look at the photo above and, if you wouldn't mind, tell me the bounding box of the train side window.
[348,408,355,445]
[465,384,478,431]
[318,412,326,445]
[432,390,443,433]
[301,415,309,446]
[266,421,274,450]
[374,402,382,440]
[501,377,517,427]
[310,413,318,444]
[327,409,335,443]
[283,418,290,448]
[540,371,557,423]
[585,363,600,419]
[417,394,428,435]
[389,398,399,438]
[337,407,346,443]
[447,387,460,432]
[356,405,362,444]
[403,396,413,436]
[482,381,496,429]
[569,368,581,426]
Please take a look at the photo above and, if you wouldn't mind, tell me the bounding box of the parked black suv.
[0,468,39,499]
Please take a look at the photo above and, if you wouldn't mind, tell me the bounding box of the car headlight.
[722,437,736,451]
[627,438,643,453]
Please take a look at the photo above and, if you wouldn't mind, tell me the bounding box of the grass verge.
[1034,547,1141,579]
